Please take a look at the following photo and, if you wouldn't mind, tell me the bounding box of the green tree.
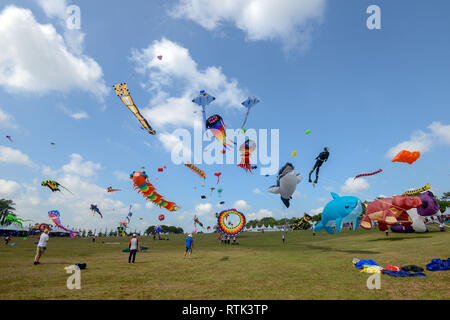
[0,199,16,226]
[438,192,450,214]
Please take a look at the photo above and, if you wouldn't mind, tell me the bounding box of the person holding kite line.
[309,147,330,184]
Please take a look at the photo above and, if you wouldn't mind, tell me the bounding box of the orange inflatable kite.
[392,150,421,165]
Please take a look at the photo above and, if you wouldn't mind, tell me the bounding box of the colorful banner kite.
[185,162,206,179]
[48,210,79,238]
[114,83,156,135]
[130,171,179,212]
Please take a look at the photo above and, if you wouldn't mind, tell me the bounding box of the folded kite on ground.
[382,270,426,277]
[426,258,450,271]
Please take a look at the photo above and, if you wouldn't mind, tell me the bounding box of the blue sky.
[0,0,449,234]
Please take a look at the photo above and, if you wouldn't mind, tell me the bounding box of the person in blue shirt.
[184,234,194,258]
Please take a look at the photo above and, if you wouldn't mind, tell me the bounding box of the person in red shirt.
[128,234,139,264]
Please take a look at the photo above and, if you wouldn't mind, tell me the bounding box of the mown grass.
[0,226,449,300]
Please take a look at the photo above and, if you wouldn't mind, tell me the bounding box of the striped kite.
[354,169,383,180]
[206,114,234,153]
[113,83,156,135]
[185,162,206,179]
[130,171,179,212]
[402,184,431,196]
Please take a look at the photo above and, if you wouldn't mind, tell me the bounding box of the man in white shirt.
[128,234,139,264]
[34,229,49,265]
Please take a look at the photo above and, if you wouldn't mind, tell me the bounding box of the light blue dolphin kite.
[192,90,216,129]
[314,193,362,234]
[240,96,260,132]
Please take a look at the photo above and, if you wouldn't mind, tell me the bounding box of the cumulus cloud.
[309,207,323,216]
[233,199,251,211]
[130,38,244,130]
[61,154,102,177]
[41,155,127,229]
[195,203,214,216]
[386,122,450,158]
[0,6,107,98]
[340,178,370,194]
[247,208,273,220]
[170,0,326,50]
[158,132,192,158]
[0,146,38,168]
[0,108,18,129]
[0,179,22,198]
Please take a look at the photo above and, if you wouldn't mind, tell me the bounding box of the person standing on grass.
[128,234,139,264]
[34,229,49,265]
[282,234,285,244]
[184,234,194,258]
[4,235,11,245]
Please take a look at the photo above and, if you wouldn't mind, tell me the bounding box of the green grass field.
[0,227,449,300]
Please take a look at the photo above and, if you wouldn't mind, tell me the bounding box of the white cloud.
[341,177,370,194]
[130,38,244,130]
[253,188,261,195]
[428,121,450,145]
[61,154,102,177]
[158,132,192,158]
[170,0,326,49]
[309,207,323,216]
[58,105,89,120]
[195,203,214,216]
[0,6,107,98]
[37,0,67,19]
[0,146,38,168]
[247,208,273,220]
[233,199,251,211]
[386,122,450,158]
[0,179,22,198]
[0,108,18,129]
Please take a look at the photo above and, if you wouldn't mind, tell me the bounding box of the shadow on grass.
[368,236,432,242]
[302,244,379,255]
[219,256,229,261]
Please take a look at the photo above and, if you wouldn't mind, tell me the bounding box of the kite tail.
[210,129,233,153]
[240,109,251,131]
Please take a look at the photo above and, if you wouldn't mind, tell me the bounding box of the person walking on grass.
[184,233,194,258]
[34,229,49,265]
[4,235,11,245]
[128,234,139,264]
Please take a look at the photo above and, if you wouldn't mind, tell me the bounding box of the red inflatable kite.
[392,150,421,165]
[360,195,422,231]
